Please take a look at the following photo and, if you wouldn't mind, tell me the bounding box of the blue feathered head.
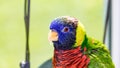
[48,16,85,50]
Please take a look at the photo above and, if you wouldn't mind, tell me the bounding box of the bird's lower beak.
[48,30,58,41]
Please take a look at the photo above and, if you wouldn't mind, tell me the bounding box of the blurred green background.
[0,0,103,68]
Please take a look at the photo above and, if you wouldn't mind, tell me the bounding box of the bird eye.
[62,27,69,32]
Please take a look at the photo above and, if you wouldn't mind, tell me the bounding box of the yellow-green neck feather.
[73,21,86,47]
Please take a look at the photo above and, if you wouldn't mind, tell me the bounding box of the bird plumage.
[49,16,115,68]
[53,46,90,68]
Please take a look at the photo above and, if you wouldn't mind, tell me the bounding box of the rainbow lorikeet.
[48,16,115,68]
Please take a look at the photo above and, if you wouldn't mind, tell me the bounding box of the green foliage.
[0,0,103,68]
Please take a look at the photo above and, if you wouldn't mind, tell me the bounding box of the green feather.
[72,21,114,67]
[81,35,115,68]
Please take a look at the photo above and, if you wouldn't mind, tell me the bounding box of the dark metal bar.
[109,0,112,55]
[24,0,30,62]
[103,0,110,44]
[20,0,31,68]
[103,0,112,54]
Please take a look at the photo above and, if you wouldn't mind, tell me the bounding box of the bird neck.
[73,21,86,47]
[53,46,90,68]
[81,35,88,49]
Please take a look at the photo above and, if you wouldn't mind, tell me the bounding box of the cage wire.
[20,0,31,68]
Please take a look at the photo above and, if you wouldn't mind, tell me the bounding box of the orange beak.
[48,30,58,41]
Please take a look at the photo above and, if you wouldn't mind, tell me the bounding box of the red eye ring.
[63,27,69,32]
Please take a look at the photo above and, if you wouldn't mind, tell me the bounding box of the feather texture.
[83,36,115,68]
[53,47,90,68]
[49,16,115,68]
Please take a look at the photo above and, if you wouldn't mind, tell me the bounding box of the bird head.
[48,16,86,50]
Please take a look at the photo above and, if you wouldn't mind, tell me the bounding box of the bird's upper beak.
[48,30,58,41]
